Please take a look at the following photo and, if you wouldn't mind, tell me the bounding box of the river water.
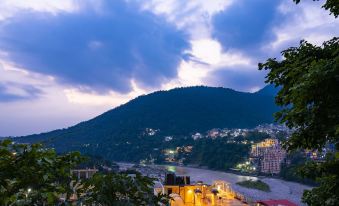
[118,163,311,205]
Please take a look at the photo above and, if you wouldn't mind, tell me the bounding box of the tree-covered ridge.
[16,86,279,157]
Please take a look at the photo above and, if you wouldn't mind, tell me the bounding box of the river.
[118,163,311,205]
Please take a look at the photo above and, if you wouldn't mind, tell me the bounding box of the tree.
[0,139,84,205]
[259,37,339,206]
[259,1,339,204]
[81,172,169,206]
[259,38,339,151]
[0,140,169,205]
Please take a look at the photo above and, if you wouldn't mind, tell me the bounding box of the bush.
[236,179,270,192]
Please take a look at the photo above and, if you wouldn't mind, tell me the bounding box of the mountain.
[255,84,280,96]
[16,86,279,160]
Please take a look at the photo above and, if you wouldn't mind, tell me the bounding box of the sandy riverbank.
[118,163,311,205]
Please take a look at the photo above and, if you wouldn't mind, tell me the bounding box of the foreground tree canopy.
[259,1,338,205]
[0,140,168,206]
[260,37,339,206]
[259,37,339,151]
[0,140,83,205]
[81,172,168,206]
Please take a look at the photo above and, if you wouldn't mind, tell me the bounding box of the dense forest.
[14,86,278,168]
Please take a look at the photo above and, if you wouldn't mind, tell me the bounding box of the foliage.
[77,154,120,172]
[81,173,169,206]
[259,3,339,202]
[293,0,339,17]
[0,140,169,206]
[279,151,316,185]
[236,180,270,192]
[185,138,250,170]
[299,153,339,205]
[0,139,83,205]
[259,38,339,151]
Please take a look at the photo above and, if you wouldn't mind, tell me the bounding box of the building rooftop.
[257,199,297,206]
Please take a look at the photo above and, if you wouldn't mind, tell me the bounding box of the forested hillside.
[16,86,279,164]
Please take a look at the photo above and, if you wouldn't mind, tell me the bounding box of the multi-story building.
[260,148,286,174]
[251,138,279,157]
[251,138,287,174]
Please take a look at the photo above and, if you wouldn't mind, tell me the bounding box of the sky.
[0,0,338,136]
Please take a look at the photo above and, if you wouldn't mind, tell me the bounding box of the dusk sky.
[0,0,338,136]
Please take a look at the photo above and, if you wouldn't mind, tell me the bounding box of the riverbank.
[117,163,311,205]
[168,165,311,206]
[175,163,316,187]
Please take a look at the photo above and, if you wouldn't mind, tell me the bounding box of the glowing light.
[167,166,176,173]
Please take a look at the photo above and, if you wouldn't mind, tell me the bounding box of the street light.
[25,188,32,199]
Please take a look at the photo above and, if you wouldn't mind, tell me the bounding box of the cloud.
[0,60,136,136]
[206,65,267,92]
[208,0,339,92]
[140,0,234,40]
[0,0,76,21]
[266,1,339,52]
[1,0,338,137]
[0,0,190,93]
[0,82,43,102]
[160,38,255,90]
[212,0,283,51]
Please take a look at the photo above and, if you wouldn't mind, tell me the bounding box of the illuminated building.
[251,139,279,157]
[260,148,286,174]
[249,138,287,174]
[159,174,245,206]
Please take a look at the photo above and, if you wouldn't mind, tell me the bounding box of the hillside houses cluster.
[191,124,291,141]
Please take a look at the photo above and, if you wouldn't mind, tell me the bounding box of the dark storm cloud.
[0,0,190,93]
[212,0,283,52]
[207,66,268,92]
[210,0,285,91]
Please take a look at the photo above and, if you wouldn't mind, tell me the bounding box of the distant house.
[256,199,297,206]
[71,168,98,179]
[192,132,203,140]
